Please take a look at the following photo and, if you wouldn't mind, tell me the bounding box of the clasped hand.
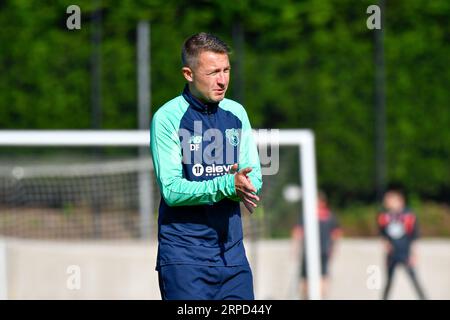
[230,164,260,213]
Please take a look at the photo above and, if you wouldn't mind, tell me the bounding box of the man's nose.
[216,72,226,86]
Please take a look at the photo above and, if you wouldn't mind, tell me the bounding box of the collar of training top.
[182,84,219,114]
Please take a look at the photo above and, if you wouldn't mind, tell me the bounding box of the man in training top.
[150,32,262,300]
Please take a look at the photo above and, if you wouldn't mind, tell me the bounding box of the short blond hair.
[181,32,230,68]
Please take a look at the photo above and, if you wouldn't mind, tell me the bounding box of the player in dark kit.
[377,189,427,300]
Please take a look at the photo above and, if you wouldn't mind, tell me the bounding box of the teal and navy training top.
[150,85,262,270]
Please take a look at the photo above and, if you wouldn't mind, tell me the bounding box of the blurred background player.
[377,189,427,300]
[291,191,342,299]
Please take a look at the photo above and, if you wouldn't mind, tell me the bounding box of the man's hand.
[231,164,260,213]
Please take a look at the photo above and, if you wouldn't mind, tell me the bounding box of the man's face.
[183,51,230,103]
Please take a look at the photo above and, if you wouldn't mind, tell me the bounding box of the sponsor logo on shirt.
[192,163,233,177]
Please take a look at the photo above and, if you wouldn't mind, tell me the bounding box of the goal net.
[0,158,155,239]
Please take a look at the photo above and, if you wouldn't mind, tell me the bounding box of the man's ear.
[182,67,193,82]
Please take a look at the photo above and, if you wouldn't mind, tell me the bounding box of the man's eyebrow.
[206,68,220,73]
[207,66,231,73]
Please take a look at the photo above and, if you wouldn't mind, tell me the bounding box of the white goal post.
[0,129,321,300]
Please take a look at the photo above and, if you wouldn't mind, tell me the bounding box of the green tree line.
[0,0,449,203]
